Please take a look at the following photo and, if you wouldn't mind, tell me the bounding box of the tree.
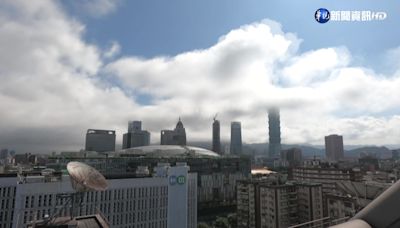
[227,213,237,228]
[213,217,230,228]
[198,222,211,228]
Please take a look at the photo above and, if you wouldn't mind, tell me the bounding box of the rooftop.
[117,145,220,158]
[30,214,109,228]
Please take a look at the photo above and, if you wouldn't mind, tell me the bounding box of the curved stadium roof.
[117,145,220,158]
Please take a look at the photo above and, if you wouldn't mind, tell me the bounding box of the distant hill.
[187,141,325,158]
[346,146,393,159]
[243,143,325,158]
[187,141,398,159]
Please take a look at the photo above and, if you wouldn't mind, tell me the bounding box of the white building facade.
[0,164,197,228]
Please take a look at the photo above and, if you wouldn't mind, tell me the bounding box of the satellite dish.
[28,162,108,225]
[67,161,108,192]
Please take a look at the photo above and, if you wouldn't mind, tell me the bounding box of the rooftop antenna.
[32,162,108,226]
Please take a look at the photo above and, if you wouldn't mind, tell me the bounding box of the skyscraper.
[161,118,187,145]
[268,107,281,159]
[122,121,151,149]
[325,134,344,162]
[85,129,116,152]
[128,120,142,132]
[212,116,221,154]
[230,121,242,155]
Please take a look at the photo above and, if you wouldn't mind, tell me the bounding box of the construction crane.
[213,113,218,121]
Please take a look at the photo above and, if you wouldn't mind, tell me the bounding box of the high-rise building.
[161,118,187,145]
[230,122,242,155]
[237,179,323,228]
[268,108,281,159]
[122,121,151,149]
[212,117,221,154]
[0,163,197,228]
[325,134,344,162]
[280,148,303,167]
[85,129,116,152]
[128,120,142,133]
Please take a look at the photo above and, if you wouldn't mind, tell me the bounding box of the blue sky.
[64,0,400,70]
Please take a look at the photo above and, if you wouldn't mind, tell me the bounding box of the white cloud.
[80,0,121,17]
[106,21,400,146]
[0,1,136,152]
[280,47,350,86]
[103,41,121,59]
[0,1,399,153]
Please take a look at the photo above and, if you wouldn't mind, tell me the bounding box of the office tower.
[128,120,142,132]
[230,122,242,155]
[85,129,116,152]
[122,121,151,149]
[280,148,303,167]
[1,164,197,228]
[212,116,221,154]
[237,179,323,228]
[268,107,281,159]
[325,134,344,162]
[161,118,187,145]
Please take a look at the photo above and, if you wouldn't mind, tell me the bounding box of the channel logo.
[315,8,330,23]
[169,175,186,185]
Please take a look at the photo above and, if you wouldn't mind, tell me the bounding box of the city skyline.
[1,1,400,153]
[2,1,400,228]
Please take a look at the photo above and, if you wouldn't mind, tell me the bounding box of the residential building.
[359,156,379,171]
[281,148,302,167]
[237,179,323,228]
[291,167,362,194]
[326,194,357,220]
[0,174,16,228]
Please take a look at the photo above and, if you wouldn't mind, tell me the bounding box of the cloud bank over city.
[0,0,399,152]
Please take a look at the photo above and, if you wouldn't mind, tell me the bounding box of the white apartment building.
[237,179,323,228]
[0,164,197,228]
